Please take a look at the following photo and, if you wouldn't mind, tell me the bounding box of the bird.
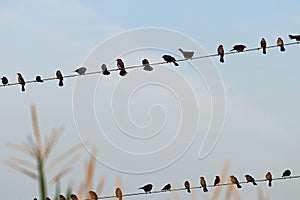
[265,172,272,187]
[200,177,208,192]
[184,180,191,193]
[59,195,66,200]
[56,70,64,87]
[89,191,98,199]
[45,197,51,200]
[289,34,300,41]
[101,64,110,75]
[74,66,87,75]
[245,174,257,185]
[162,55,179,66]
[260,38,267,54]
[142,59,153,71]
[230,175,242,188]
[161,183,171,191]
[33,198,37,200]
[217,45,225,63]
[1,76,8,85]
[277,37,285,51]
[70,194,78,200]
[230,44,246,52]
[35,75,44,83]
[115,187,122,200]
[214,176,221,186]
[17,73,25,92]
[282,169,291,177]
[178,48,194,59]
[138,183,153,193]
[117,59,127,76]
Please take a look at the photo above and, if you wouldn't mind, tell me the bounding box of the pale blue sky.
[0,0,300,199]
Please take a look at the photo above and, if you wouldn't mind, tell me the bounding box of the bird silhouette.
[230,175,242,188]
[142,59,153,71]
[139,183,153,193]
[214,176,221,186]
[230,45,246,52]
[70,194,78,200]
[217,45,225,63]
[45,197,51,200]
[178,48,194,59]
[17,73,25,92]
[200,177,208,192]
[1,76,8,85]
[161,183,171,191]
[117,59,127,76]
[277,37,285,51]
[282,169,291,177]
[115,187,122,200]
[35,75,44,83]
[289,34,300,41]
[162,55,179,66]
[265,172,272,187]
[245,174,257,185]
[59,194,66,200]
[33,198,37,200]
[101,64,110,75]
[260,38,267,54]
[184,180,191,193]
[89,191,98,199]
[74,66,87,75]
[56,70,64,87]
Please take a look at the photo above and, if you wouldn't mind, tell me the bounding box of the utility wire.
[1,41,299,89]
[87,175,300,200]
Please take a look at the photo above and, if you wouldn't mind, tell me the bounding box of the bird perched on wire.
[214,176,221,186]
[217,45,225,63]
[230,175,242,188]
[56,70,64,87]
[230,44,246,52]
[245,174,257,185]
[265,171,272,187]
[282,169,291,177]
[117,59,127,76]
[74,66,87,75]
[70,194,78,200]
[277,37,285,51]
[184,180,191,193]
[89,191,98,199]
[35,75,44,83]
[260,38,267,54]
[178,48,194,59]
[1,76,8,85]
[142,59,153,71]
[289,34,300,41]
[138,183,153,193]
[115,187,122,200]
[101,64,110,75]
[162,55,179,66]
[59,194,66,200]
[200,177,208,192]
[161,183,171,191]
[17,73,25,92]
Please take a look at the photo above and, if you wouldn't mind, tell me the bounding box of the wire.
[1,41,299,89]
[87,175,300,200]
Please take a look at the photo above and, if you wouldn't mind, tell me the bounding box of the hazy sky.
[0,0,300,200]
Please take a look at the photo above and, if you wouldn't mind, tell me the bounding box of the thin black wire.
[88,175,300,200]
[1,41,299,89]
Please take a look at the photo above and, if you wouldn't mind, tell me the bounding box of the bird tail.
[59,80,64,87]
[173,61,179,66]
[187,188,191,193]
[289,35,295,40]
[220,56,224,63]
[203,187,208,192]
[280,46,286,52]
[268,180,272,187]
[143,65,153,71]
[103,69,111,75]
[263,48,266,54]
[119,69,127,76]
[21,85,25,92]
[253,182,257,185]
[237,184,242,188]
